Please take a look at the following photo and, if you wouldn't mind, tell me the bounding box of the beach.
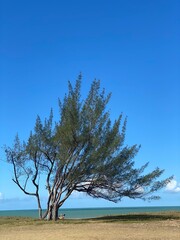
[1,221,180,240]
[0,213,180,240]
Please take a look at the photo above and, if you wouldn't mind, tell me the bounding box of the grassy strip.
[0,212,180,226]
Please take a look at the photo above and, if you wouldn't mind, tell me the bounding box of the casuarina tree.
[5,75,171,220]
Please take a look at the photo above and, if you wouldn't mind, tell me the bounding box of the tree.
[5,76,171,221]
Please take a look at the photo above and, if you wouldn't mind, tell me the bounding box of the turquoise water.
[0,206,180,219]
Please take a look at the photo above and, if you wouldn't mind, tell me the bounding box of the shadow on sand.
[90,212,180,222]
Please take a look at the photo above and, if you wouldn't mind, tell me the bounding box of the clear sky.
[0,0,180,210]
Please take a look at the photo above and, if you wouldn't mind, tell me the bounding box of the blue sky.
[0,0,180,210]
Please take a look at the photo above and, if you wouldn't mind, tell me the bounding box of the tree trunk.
[36,195,42,219]
[46,205,53,221]
[45,203,59,221]
[38,208,42,219]
[52,203,59,221]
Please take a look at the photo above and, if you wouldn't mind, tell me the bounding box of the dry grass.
[0,212,180,240]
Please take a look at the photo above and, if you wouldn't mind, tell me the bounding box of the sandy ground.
[0,220,180,240]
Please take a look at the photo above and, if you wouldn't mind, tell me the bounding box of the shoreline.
[0,211,180,222]
[0,206,180,219]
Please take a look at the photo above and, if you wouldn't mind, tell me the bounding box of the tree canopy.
[5,76,171,220]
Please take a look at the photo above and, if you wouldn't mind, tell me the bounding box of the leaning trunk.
[46,205,53,221]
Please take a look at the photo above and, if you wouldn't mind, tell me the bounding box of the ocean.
[0,206,180,219]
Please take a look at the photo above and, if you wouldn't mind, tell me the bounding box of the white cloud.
[0,192,3,200]
[165,179,180,193]
[135,186,144,194]
[70,191,85,199]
